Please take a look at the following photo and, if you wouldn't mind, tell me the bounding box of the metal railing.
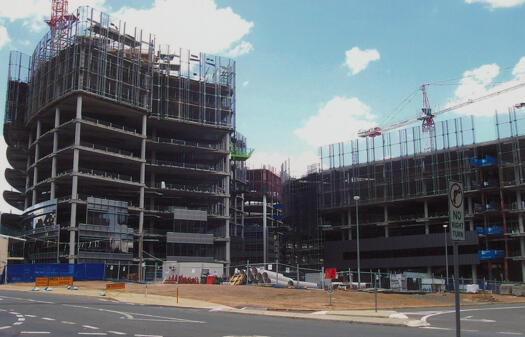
[148,159,224,173]
[83,116,140,134]
[80,142,136,158]
[149,136,225,151]
[149,182,225,194]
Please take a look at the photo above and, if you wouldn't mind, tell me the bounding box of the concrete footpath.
[0,283,424,327]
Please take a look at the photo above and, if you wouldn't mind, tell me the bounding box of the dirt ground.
[54,281,525,310]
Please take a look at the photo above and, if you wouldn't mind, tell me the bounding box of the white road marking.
[78,333,107,336]
[82,325,100,330]
[20,332,51,334]
[0,295,53,304]
[498,333,522,335]
[421,305,525,325]
[461,315,495,323]
[41,317,55,321]
[107,331,126,335]
[25,315,37,318]
[420,326,452,330]
[61,321,76,325]
[0,326,11,330]
[63,304,204,323]
[14,322,24,325]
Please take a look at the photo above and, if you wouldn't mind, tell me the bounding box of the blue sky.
[1,0,525,211]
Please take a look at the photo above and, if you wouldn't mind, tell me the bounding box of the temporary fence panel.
[5,263,104,283]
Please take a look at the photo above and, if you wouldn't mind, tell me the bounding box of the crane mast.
[45,0,76,37]
[418,84,435,150]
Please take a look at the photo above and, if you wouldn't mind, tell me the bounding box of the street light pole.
[354,195,361,289]
[443,224,449,291]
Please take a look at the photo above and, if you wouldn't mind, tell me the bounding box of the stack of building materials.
[512,284,525,296]
[231,268,317,288]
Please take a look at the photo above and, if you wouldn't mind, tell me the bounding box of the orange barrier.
[105,282,125,290]
[35,276,73,287]
[35,277,49,287]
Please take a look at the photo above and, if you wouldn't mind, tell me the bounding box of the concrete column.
[472,264,478,283]
[347,209,352,240]
[468,196,473,215]
[138,114,147,281]
[518,204,525,282]
[241,193,245,239]
[224,133,231,275]
[385,226,389,238]
[50,107,60,199]
[426,266,432,276]
[384,205,388,222]
[69,96,82,263]
[32,120,41,205]
[424,200,430,234]
[25,132,33,209]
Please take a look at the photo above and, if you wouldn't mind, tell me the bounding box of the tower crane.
[45,0,76,36]
[357,80,525,139]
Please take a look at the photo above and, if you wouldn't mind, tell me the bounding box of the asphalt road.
[401,303,525,336]
[0,290,524,337]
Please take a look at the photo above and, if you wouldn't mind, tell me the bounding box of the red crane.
[357,80,525,141]
[417,84,435,150]
[45,0,75,35]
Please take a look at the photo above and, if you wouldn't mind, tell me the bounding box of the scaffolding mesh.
[26,6,235,128]
[319,111,525,208]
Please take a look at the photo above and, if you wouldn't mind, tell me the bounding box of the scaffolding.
[319,112,525,207]
[281,164,322,268]
[27,6,235,128]
[318,109,525,281]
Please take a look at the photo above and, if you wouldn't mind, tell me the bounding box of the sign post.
[449,181,464,337]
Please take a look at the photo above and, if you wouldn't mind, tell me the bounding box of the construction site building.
[229,131,250,266]
[3,6,239,278]
[317,111,525,282]
[237,167,284,264]
[281,166,322,269]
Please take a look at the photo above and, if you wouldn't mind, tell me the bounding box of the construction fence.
[2,263,104,283]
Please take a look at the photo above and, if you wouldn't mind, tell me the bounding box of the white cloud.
[242,81,249,87]
[454,63,500,99]
[0,26,10,49]
[444,59,525,116]
[465,0,525,8]
[225,41,253,58]
[512,56,525,78]
[249,97,377,177]
[294,96,377,147]
[0,1,48,23]
[115,0,254,55]
[0,1,253,57]
[344,47,380,75]
[248,150,318,178]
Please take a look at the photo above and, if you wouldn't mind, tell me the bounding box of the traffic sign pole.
[449,180,464,337]
[454,242,461,337]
